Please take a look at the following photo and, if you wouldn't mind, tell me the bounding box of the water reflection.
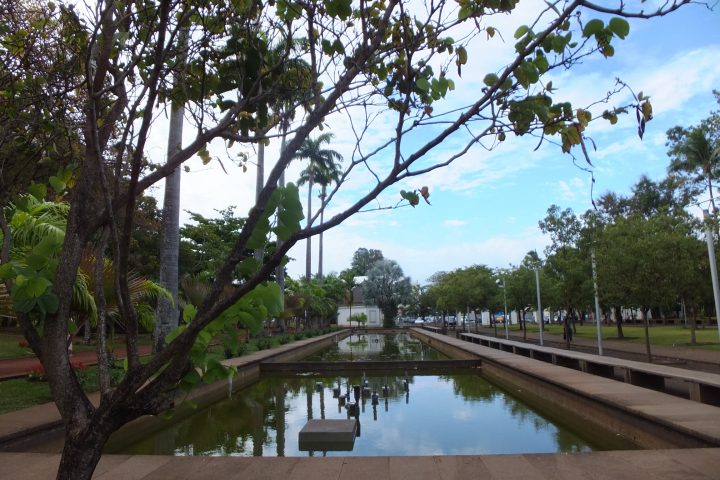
[303,333,449,361]
[111,372,637,457]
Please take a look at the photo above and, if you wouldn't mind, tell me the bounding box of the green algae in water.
[111,372,638,457]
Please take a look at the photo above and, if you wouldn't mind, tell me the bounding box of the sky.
[148,1,720,286]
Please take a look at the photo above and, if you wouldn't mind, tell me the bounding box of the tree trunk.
[614,306,624,339]
[82,315,91,344]
[318,186,326,280]
[94,229,112,396]
[305,175,313,281]
[254,138,265,262]
[641,307,652,362]
[690,306,697,345]
[276,123,288,308]
[563,307,572,348]
[153,41,185,352]
[56,426,109,480]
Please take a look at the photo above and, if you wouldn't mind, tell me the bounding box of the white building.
[336,276,384,327]
[337,306,384,327]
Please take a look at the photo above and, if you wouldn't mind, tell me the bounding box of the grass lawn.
[493,323,720,350]
[0,332,152,360]
[0,363,126,415]
[0,333,35,359]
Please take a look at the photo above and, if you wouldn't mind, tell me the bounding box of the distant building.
[337,276,384,327]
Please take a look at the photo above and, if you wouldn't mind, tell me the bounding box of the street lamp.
[702,209,720,346]
[496,279,508,340]
[534,267,543,346]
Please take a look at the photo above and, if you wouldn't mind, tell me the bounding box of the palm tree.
[667,126,720,212]
[155,29,188,353]
[294,133,343,280]
[314,156,342,279]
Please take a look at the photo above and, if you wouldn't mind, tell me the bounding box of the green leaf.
[416,76,430,92]
[25,276,52,297]
[48,176,66,194]
[38,293,58,314]
[601,44,615,58]
[576,108,592,127]
[219,100,236,112]
[400,190,419,207]
[180,369,202,392]
[514,25,530,39]
[28,183,47,201]
[608,17,630,39]
[483,73,499,87]
[534,54,549,74]
[0,263,15,279]
[183,304,197,323]
[198,147,211,165]
[25,254,48,270]
[457,46,468,65]
[237,257,260,277]
[165,324,186,344]
[203,359,232,383]
[583,19,604,38]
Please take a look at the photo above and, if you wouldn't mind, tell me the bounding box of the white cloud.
[444,219,468,227]
[557,177,585,201]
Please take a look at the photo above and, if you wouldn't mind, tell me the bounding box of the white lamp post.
[703,209,720,345]
[535,268,543,346]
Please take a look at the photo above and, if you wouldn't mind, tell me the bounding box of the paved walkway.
[2,449,720,480]
[0,343,153,380]
[457,326,720,371]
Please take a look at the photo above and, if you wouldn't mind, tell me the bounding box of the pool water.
[302,332,449,361]
[110,371,637,457]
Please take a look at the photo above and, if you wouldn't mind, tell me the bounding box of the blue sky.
[166,1,720,285]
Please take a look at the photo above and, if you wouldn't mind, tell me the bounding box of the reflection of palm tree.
[295,133,343,280]
[273,385,286,456]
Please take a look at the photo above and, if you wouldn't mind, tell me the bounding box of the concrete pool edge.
[412,328,720,448]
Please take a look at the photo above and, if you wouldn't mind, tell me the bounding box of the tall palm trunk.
[154,93,183,352]
[154,31,187,353]
[305,173,313,281]
[254,139,265,262]
[318,185,326,280]
[276,122,288,307]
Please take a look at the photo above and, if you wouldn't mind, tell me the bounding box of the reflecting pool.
[109,371,638,457]
[302,332,449,361]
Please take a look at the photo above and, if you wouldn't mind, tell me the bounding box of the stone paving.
[2,449,720,479]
